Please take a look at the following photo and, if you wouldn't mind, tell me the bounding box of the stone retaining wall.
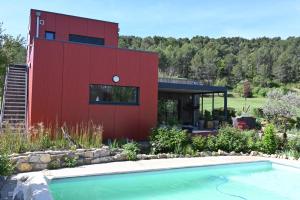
[10,146,126,173]
[9,147,300,173]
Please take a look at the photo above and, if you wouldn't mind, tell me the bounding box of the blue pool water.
[49,161,300,200]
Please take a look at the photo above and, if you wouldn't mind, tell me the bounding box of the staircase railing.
[24,65,28,132]
[0,65,10,131]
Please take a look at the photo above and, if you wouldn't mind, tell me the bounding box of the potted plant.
[197,114,205,130]
[204,110,214,129]
[212,111,219,129]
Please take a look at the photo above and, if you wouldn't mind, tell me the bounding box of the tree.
[0,23,26,95]
[263,89,300,138]
[118,35,300,87]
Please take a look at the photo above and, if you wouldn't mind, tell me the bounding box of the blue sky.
[1,0,300,39]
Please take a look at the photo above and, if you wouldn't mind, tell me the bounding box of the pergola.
[158,78,228,126]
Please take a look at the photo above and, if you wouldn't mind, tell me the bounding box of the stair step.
[9,68,26,72]
[7,79,25,83]
[6,94,26,97]
[8,74,25,77]
[5,98,26,101]
[6,91,25,94]
[4,110,25,114]
[6,82,25,87]
[5,95,25,98]
[7,85,25,88]
[4,105,26,108]
[5,102,26,105]
[7,77,25,81]
[4,108,25,111]
[6,88,25,91]
[9,73,26,76]
[7,84,25,87]
[8,78,25,81]
[7,82,25,87]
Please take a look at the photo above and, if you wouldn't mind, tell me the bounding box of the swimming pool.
[49,161,300,200]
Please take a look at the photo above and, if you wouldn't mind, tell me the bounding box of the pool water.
[49,161,300,200]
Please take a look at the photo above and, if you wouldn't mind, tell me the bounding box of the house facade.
[27,9,158,140]
[0,9,228,141]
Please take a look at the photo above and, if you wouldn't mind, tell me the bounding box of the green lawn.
[202,95,266,112]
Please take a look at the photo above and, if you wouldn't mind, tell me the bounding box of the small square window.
[45,31,55,40]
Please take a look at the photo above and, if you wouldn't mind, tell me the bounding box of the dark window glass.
[89,85,139,105]
[69,34,104,46]
[45,31,55,40]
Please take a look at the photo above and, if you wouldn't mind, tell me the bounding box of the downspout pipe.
[36,11,41,38]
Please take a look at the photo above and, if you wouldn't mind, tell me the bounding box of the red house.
[0,9,228,141]
[25,9,158,140]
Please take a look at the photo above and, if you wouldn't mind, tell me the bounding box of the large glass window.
[69,34,104,46]
[89,85,139,105]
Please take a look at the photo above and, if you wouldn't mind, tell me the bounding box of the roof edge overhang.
[158,82,227,94]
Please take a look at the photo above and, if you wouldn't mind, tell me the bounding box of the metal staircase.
[0,64,28,132]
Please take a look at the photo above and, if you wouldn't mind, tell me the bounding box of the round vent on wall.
[112,75,120,83]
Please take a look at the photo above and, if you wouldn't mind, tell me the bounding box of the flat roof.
[158,78,227,93]
[31,9,118,25]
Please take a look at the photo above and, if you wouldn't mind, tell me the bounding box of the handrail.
[0,65,10,131]
[158,77,203,85]
[24,65,28,132]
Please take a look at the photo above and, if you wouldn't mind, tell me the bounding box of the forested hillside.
[119,36,300,88]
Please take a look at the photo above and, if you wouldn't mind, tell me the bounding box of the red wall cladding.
[29,9,119,47]
[28,39,158,140]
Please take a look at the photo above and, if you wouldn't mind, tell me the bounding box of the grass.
[0,122,103,154]
[202,93,266,112]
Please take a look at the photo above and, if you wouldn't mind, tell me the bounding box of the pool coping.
[11,156,300,200]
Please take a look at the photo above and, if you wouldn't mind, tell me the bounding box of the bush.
[150,127,189,154]
[287,131,300,152]
[214,126,246,152]
[182,144,196,156]
[252,107,264,118]
[261,124,277,154]
[212,107,236,122]
[192,136,207,152]
[0,153,14,176]
[242,130,260,151]
[258,88,269,97]
[122,142,140,161]
[62,156,78,168]
[206,135,217,151]
[233,84,244,97]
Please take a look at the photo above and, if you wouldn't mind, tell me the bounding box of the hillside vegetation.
[119,36,300,90]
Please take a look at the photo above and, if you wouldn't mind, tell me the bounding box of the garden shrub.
[192,136,207,152]
[182,144,196,156]
[122,142,140,161]
[242,130,260,151]
[258,88,269,97]
[233,84,244,97]
[150,127,189,154]
[287,131,300,153]
[261,124,277,154]
[62,156,78,168]
[212,107,236,122]
[252,107,264,118]
[206,135,217,151]
[214,126,245,152]
[0,153,14,176]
